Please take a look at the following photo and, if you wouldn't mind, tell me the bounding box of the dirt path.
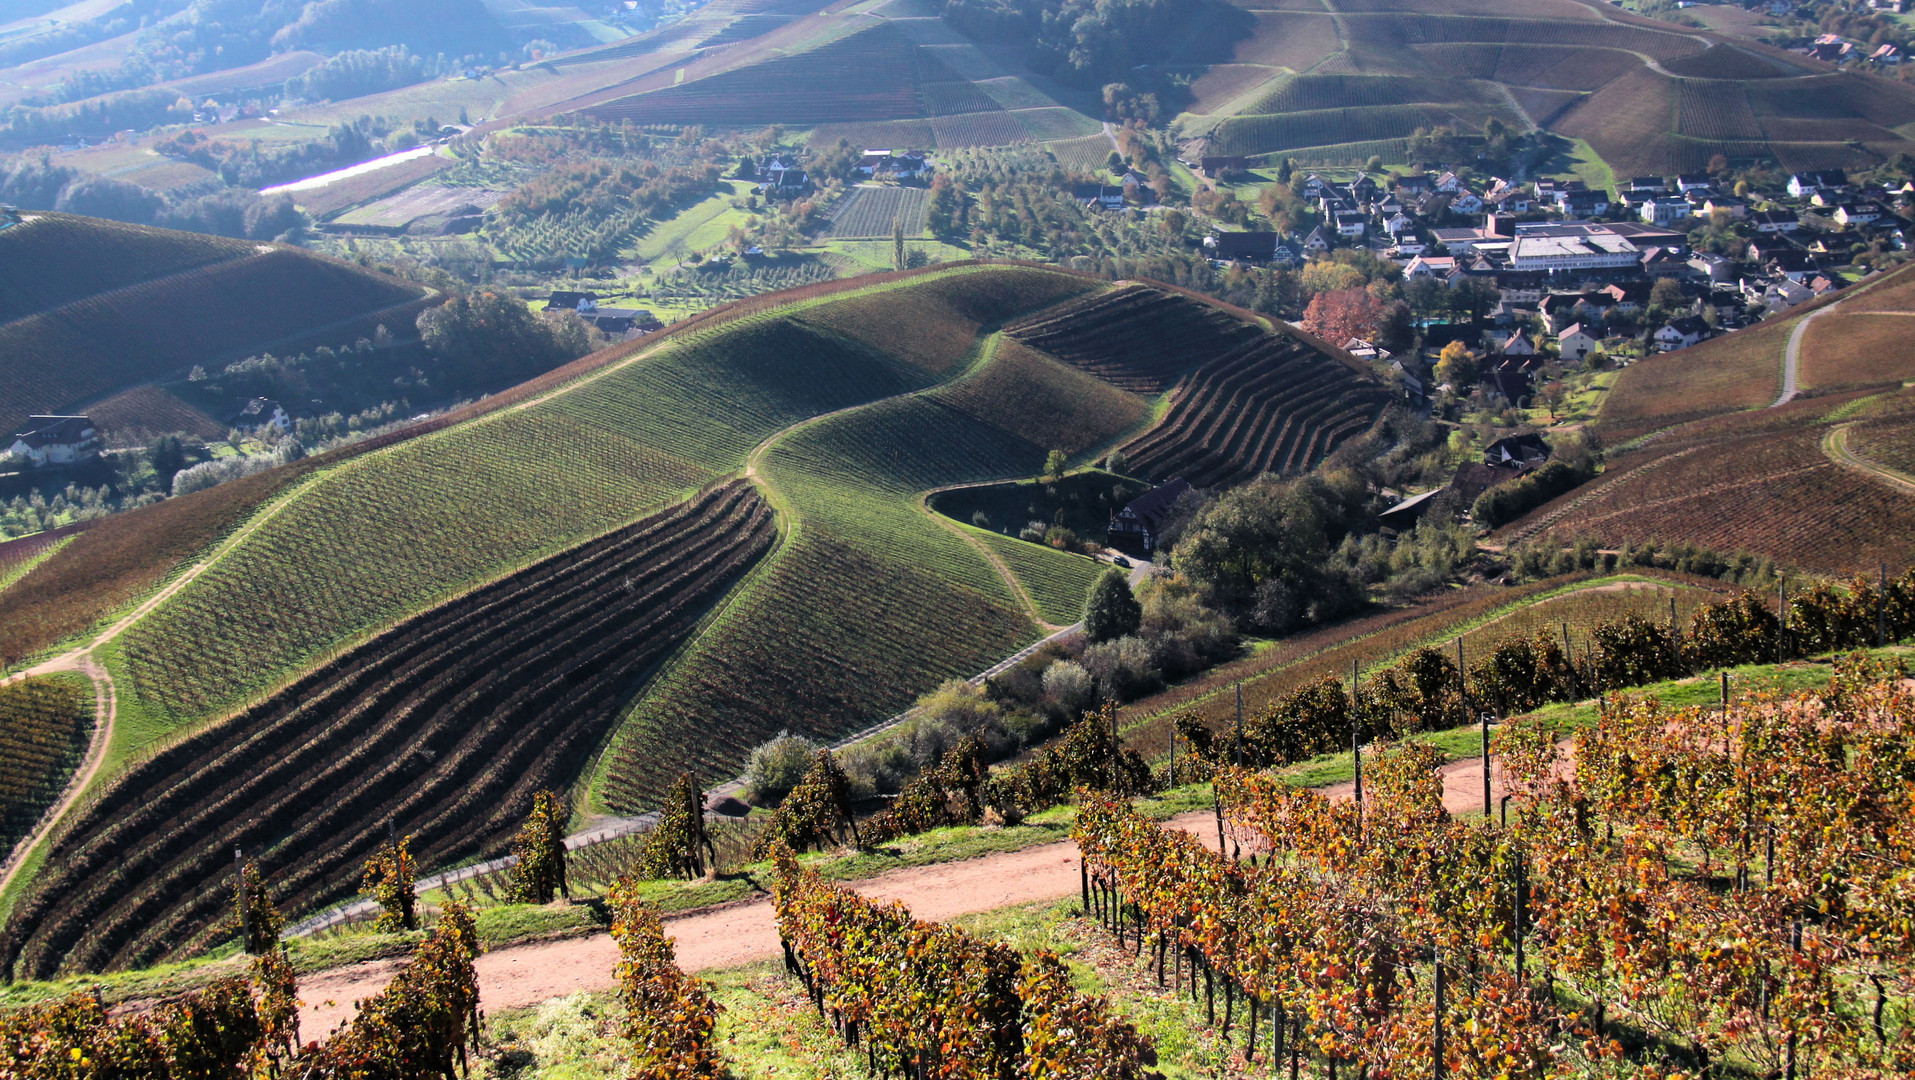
[0,471,333,897]
[293,810,1223,1039]
[292,734,1565,1040]
[1823,422,1915,496]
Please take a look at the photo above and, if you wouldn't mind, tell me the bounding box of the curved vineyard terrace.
[2,482,775,978]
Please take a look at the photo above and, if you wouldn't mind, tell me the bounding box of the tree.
[1647,276,1686,322]
[1043,448,1069,480]
[1299,287,1386,345]
[1538,380,1570,420]
[1434,340,1478,389]
[1084,568,1142,643]
[510,790,569,904]
[234,859,285,955]
[892,216,906,270]
[1104,449,1129,474]
[361,833,417,932]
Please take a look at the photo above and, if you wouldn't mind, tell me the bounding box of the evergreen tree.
[1084,568,1141,643]
[892,216,906,270]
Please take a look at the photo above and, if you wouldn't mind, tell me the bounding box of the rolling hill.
[0,262,1390,971]
[0,214,431,440]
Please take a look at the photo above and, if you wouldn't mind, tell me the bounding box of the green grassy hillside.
[594,327,1145,812]
[100,267,1099,792]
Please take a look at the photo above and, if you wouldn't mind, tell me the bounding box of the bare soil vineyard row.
[2,483,775,979]
[1119,336,1393,487]
[1003,286,1262,394]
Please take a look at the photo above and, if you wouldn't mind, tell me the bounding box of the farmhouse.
[1654,315,1711,351]
[1484,432,1550,470]
[1557,323,1601,362]
[1750,209,1800,233]
[8,415,101,467]
[1107,477,1191,554]
[235,397,292,433]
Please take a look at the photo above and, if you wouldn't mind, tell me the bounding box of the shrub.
[1471,459,1594,529]
[1079,635,1162,702]
[743,731,819,807]
[1042,659,1096,717]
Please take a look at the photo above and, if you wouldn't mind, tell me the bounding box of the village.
[1172,160,1900,412]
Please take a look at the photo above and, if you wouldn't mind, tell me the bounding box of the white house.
[7,415,100,467]
[1557,323,1601,362]
[1641,197,1692,226]
[1334,210,1369,238]
[1654,316,1710,351]
[1787,170,1848,198]
[235,397,293,433]
[1498,329,1538,357]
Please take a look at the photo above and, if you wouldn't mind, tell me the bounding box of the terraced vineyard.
[597,332,1145,811]
[1117,335,1394,487]
[117,316,929,729]
[0,676,92,861]
[3,483,775,979]
[0,247,428,437]
[1002,286,1262,393]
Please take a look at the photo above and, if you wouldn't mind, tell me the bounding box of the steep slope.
[1004,284,1393,484]
[0,214,430,438]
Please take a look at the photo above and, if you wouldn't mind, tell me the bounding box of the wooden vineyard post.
[1234,682,1244,769]
[1432,946,1446,1078]
[1168,720,1176,789]
[1562,621,1576,698]
[1482,694,1494,819]
[1670,594,1678,634]
[1880,562,1889,647]
[1513,848,1527,982]
[1350,660,1362,808]
[235,846,249,948]
[1779,576,1788,662]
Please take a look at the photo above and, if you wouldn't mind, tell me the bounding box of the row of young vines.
[1075,655,1915,1078]
[771,847,1155,1080]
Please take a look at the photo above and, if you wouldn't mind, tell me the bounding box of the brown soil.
[294,810,1227,1041]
